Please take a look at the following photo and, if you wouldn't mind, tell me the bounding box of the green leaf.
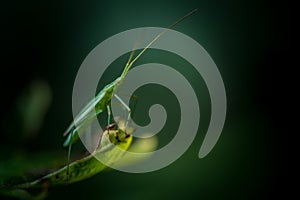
[1,123,158,200]
[17,134,133,188]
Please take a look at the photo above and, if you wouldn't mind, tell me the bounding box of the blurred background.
[0,0,294,199]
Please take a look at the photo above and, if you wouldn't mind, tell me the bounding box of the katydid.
[63,9,198,182]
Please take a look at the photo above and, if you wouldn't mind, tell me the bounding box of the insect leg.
[107,105,112,133]
[114,94,131,132]
[66,130,74,184]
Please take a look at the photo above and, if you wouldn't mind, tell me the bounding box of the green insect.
[63,9,198,182]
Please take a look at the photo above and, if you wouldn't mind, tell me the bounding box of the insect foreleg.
[106,105,112,132]
[114,94,131,132]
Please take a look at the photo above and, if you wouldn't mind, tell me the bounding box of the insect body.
[63,77,123,146]
[63,9,198,182]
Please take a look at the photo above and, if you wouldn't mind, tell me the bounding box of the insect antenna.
[122,8,198,77]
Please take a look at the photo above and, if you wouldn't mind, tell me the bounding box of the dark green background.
[1,0,293,199]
